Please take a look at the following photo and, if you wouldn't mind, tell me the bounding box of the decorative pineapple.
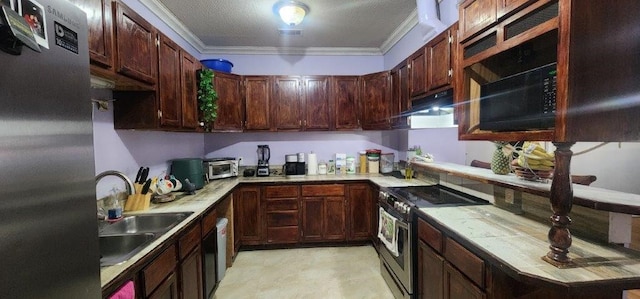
[491,142,512,175]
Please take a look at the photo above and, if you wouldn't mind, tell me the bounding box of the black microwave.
[479,63,557,131]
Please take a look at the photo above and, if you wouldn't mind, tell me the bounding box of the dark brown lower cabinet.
[347,183,372,240]
[300,196,346,242]
[235,186,263,245]
[264,186,300,244]
[148,272,178,299]
[444,262,485,299]
[179,247,202,299]
[417,240,444,299]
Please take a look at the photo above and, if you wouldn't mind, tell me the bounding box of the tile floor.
[213,245,395,299]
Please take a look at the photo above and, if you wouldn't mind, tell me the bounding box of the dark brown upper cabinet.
[69,0,114,69]
[360,71,391,130]
[409,47,428,98]
[244,76,272,131]
[331,76,361,130]
[391,61,410,129]
[113,1,158,85]
[427,24,457,92]
[302,76,331,131]
[157,33,182,128]
[212,72,244,131]
[272,76,303,131]
[180,52,200,130]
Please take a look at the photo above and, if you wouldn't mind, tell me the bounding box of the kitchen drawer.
[266,226,299,243]
[178,222,201,260]
[444,237,485,288]
[266,198,298,211]
[418,217,443,253]
[142,244,177,296]
[266,211,298,227]
[265,185,299,198]
[301,184,345,196]
[202,208,217,237]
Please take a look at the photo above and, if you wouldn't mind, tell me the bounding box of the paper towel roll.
[307,152,318,175]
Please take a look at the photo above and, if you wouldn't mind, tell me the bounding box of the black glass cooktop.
[388,185,488,208]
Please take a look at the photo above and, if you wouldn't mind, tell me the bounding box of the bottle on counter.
[107,186,122,220]
[328,160,336,175]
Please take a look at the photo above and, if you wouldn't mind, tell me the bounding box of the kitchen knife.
[135,167,144,183]
[141,179,152,195]
[140,167,149,183]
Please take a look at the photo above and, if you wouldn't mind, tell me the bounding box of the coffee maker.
[284,153,306,177]
[257,145,270,177]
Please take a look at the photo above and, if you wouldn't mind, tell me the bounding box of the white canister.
[346,156,356,174]
[318,161,327,175]
[307,152,318,175]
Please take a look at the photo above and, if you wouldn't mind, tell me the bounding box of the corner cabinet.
[212,72,243,131]
[360,71,392,130]
[234,185,263,245]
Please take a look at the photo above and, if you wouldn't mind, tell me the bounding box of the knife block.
[125,193,151,211]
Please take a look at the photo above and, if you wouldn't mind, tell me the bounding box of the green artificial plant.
[198,69,218,130]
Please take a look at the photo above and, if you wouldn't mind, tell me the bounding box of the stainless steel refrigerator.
[0,0,101,298]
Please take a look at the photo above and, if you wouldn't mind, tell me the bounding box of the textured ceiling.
[149,0,417,55]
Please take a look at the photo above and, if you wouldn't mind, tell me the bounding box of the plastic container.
[380,153,395,173]
[201,59,234,73]
[366,149,381,174]
[318,161,327,175]
[359,151,367,173]
[216,218,228,282]
[328,160,336,175]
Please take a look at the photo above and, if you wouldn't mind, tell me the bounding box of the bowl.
[201,59,233,73]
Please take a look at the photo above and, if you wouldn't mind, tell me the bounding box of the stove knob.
[379,191,388,200]
[394,202,400,209]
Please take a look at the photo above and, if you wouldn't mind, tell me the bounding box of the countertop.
[411,161,640,214]
[418,205,640,288]
[100,173,431,288]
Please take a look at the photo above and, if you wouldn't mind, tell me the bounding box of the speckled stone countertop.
[100,174,432,288]
[419,204,640,288]
[411,161,640,214]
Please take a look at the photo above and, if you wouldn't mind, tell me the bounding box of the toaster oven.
[204,158,239,180]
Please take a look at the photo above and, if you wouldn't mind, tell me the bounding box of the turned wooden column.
[543,142,576,267]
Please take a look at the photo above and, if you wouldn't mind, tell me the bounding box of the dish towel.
[378,207,399,257]
[109,280,135,299]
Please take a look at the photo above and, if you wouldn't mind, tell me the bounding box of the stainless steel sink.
[99,212,193,267]
[99,233,156,267]
[100,212,193,235]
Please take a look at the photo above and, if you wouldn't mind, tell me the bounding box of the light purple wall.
[92,89,204,197]
[204,54,384,76]
[204,131,401,166]
[407,127,467,164]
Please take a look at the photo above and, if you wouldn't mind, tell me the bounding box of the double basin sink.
[99,212,193,267]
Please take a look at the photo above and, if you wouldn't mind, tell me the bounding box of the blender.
[257,145,270,176]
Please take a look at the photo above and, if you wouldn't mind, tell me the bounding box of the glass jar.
[318,161,327,175]
[359,151,367,173]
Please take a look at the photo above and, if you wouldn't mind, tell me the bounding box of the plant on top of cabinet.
[198,68,218,131]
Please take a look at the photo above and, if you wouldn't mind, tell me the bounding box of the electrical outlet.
[505,188,515,204]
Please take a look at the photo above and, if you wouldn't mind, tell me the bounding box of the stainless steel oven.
[378,185,489,299]
[378,190,413,299]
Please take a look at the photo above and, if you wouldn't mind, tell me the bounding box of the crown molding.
[139,0,206,52]
[140,0,415,56]
[380,8,419,54]
[199,46,383,56]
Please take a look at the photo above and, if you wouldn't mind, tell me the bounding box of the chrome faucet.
[95,170,135,196]
[95,170,135,222]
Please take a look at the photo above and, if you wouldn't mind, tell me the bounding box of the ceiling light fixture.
[274,1,309,26]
